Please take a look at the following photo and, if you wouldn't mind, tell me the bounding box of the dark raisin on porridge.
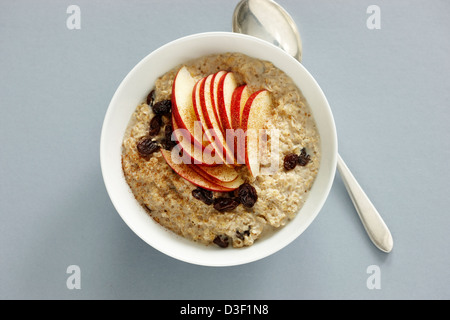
[213,197,240,212]
[161,124,176,151]
[192,187,214,205]
[152,100,172,116]
[192,182,259,213]
[224,189,241,204]
[284,153,299,170]
[136,137,160,158]
[213,235,229,248]
[237,183,258,208]
[149,115,163,136]
[284,148,311,170]
[298,148,311,166]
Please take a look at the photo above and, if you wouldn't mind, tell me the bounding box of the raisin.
[152,100,172,115]
[164,124,173,140]
[238,183,258,208]
[213,235,229,248]
[213,197,240,212]
[136,137,160,157]
[161,124,176,150]
[149,115,163,136]
[298,148,311,166]
[192,187,214,205]
[284,153,299,170]
[163,139,177,151]
[227,190,238,198]
[146,89,155,106]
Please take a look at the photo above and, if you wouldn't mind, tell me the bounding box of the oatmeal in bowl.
[101,32,337,266]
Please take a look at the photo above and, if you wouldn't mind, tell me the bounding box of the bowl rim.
[100,31,337,267]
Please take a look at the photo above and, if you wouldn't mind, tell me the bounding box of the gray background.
[1,0,449,299]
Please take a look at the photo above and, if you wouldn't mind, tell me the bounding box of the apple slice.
[160,149,234,192]
[195,164,239,183]
[230,85,250,130]
[229,85,250,164]
[200,74,236,165]
[171,66,205,148]
[210,71,227,133]
[241,90,272,177]
[217,72,238,131]
[192,77,227,165]
[171,114,218,166]
[191,165,244,190]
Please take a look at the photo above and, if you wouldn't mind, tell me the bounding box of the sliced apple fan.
[167,66,272,190]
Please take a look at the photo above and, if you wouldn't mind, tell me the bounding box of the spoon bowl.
[233,0,302,61]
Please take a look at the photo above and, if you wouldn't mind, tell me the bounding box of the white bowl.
[100,32,337,267]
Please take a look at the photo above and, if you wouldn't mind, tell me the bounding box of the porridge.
[121,52,320,248]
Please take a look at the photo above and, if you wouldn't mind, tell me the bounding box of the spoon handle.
[336,153,393,252]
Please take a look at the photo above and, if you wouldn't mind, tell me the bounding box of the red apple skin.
[199,75,216,132]
[160,149,234,192]
[192,78,204,126]
[228,85,249,164]
[191,78,208,147]
[240,90,266,131]
[171,67,205,149]
[216,72,237,132]
[200,74,238,165]
[192,77,228,165]
[210,71,226,133]
[230,85,247,130]
[240,90,272,177]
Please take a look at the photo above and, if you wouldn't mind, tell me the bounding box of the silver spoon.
[232,0,393,253]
